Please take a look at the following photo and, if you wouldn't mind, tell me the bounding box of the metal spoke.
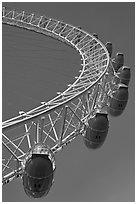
[24,124,31,148]
[3,133,25,155]
[2,135,25,172]
[2,141,21,162]
[2,163,15,172]
[33,122,56,144]
[48,114,58,141]
[63,101,81,138]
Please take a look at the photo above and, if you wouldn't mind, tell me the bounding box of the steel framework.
[2,7,116,185]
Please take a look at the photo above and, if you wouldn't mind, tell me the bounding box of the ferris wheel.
[2,7,131,199]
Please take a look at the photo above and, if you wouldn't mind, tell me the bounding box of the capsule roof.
[88,113,109,131]
[112,86,128,101]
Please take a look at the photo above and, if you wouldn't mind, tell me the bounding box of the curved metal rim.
[2,7,110,131]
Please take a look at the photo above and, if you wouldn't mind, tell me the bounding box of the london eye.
[2,5,132,200]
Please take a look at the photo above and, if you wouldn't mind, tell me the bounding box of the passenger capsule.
[84,113,109,149]
[105,42,112,57]
[108,86,129,116]
[115,66,131,86]
[23,154,55,198]
[112,53,124,72]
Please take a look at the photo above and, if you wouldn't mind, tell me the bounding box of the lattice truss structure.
[2,7,117,184]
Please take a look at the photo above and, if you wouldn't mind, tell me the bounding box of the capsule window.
[119,103,123,108]
[95,135,101,139]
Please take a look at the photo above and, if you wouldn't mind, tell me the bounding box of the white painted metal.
[2,7,116,185]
